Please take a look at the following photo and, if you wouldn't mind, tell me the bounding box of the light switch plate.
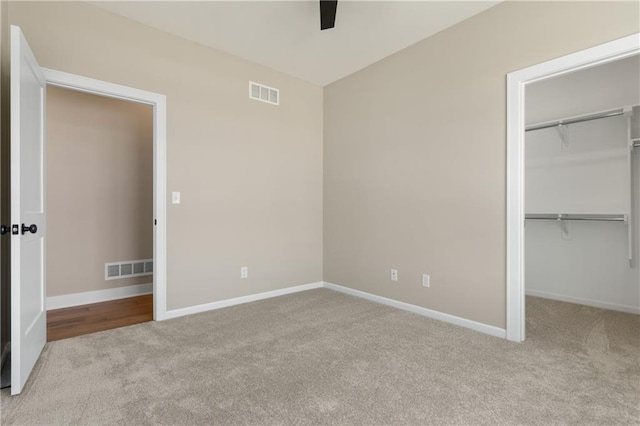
[172,192,181,204]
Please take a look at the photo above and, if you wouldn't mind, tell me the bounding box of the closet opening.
[45,86,154,341]
[522,54,640,342]
[505,34,640,342]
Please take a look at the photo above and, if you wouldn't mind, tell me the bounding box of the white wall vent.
[249,81,279,105]
[105,259,153,281]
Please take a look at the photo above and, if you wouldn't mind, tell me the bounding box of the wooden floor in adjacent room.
[47,294,153,342]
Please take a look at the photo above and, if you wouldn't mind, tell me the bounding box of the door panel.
[10,25,46,396]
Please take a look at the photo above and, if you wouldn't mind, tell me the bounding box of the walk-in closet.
[524,55,640,318]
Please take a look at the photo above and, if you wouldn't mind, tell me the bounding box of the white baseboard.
[164,282,324,320]
[526,289,640,314]
[46,283,153,311]
[163,281,506,339]
[44,280,511,340]
[323,282,507,339]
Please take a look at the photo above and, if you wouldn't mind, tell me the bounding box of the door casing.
[505,33,640,342]
[42,68,168,321]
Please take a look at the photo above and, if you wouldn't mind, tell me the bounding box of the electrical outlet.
[422,274,430,288]
[241,266,248,279]
[391,269,398,282]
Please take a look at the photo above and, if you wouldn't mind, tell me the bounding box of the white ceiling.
[91,1,500,86]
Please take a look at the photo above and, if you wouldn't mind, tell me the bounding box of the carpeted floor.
[1,289,639,425]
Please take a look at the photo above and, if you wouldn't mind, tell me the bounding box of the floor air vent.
[249,81,279,105]
[105,259,153,280]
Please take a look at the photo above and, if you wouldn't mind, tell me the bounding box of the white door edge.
[10,24,48,395]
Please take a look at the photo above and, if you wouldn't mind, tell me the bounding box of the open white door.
[10,25,46,395]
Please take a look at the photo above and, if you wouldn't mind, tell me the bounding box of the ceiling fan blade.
[320,0,338,30]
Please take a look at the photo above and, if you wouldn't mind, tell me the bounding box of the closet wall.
[525,56,640,313]
[46,86,154,298]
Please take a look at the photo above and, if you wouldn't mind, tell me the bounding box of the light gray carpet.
[1,289,638,425]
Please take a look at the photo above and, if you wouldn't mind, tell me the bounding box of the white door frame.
[506,33,640,342]
[42,69,168,321]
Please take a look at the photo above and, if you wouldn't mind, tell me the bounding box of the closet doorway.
[506,33,640,342]
[523,55,640,341]
[45,86,155,341]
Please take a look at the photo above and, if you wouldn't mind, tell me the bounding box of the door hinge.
[154,219,157,226]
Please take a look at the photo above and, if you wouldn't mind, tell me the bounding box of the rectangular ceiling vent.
[249,81,279,106]
[105,259,153,281]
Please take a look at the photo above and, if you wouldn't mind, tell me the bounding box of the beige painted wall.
[8,1,323,310]
[9,0,637,329]
[46,86,153,297]
[323,1,640,328]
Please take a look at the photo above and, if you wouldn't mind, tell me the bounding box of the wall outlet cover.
[422,274,430,288]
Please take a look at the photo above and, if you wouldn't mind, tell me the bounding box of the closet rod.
[525,213,627,222]
[525,107,627,132]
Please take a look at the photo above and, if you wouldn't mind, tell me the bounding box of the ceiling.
[91,1,501,86]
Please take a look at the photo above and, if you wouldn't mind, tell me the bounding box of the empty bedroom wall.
[46,86,153,298]
[8,1,323,311]
[323,1,640,329]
